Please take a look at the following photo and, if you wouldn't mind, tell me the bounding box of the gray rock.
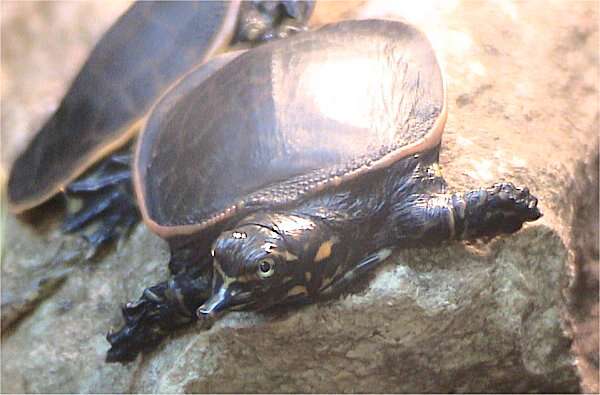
[1,1,597,393]
[0,216,580,393]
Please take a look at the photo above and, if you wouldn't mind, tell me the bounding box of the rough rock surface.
[1,1,598,393]
[563,146,600,394]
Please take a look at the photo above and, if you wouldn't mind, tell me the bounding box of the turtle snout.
[197,285,233,319]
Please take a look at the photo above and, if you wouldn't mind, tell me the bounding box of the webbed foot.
[461,182,542,239]
[106,273,211,363]
[61,147,139,257]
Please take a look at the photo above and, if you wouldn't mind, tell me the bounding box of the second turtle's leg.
[379,182,542,246]
[61,144,139,257]
[106,269,211,363]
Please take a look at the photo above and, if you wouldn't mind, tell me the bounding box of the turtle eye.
[257,258,275,279]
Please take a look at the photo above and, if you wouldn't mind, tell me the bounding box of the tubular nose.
[196,286,231,318]
[196,303,222,318]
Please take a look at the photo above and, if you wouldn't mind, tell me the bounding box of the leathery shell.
[135,19,446,239]
[8,1,241,213]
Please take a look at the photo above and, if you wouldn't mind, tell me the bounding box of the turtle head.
[197,212,333,318]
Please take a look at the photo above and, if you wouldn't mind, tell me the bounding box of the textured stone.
[562,147,600,394]
[1,1,598,393]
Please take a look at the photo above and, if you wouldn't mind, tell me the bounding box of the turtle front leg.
[106,271,211,363]
[381,182,542,246]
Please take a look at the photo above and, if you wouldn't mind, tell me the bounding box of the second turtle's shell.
[7,1,242,213]
[135,19,446,238]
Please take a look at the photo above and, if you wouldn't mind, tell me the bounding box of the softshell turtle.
[105,19,542,363]
[7,0,314,250]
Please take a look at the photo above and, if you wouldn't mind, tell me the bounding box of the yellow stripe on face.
[286,285,308,297]
[213,259,236,287]
[314,237,338,263]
